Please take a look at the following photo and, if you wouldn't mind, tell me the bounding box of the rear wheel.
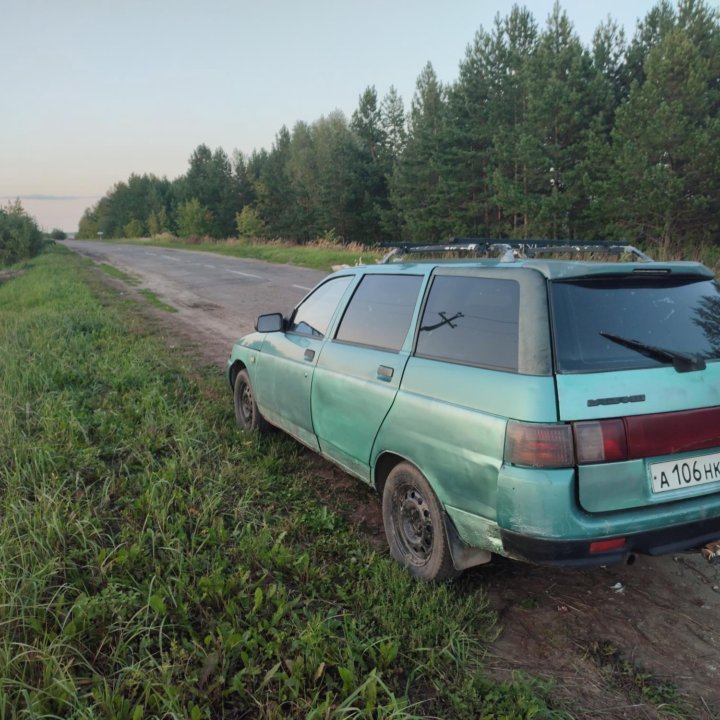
[233,368,269,432]
[382,462,458,581]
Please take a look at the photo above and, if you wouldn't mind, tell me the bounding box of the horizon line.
[1,194,101,202]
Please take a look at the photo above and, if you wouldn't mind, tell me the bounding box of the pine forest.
[77,1,720,256]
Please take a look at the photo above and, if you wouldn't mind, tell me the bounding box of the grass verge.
[99,262,176,312]
[138,288,177,313]
[99,263,141,286]
[0,246,565,718]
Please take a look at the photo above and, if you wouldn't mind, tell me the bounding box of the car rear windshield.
[551,276,720,373]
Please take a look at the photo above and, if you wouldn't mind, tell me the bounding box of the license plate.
[651,451,720,494]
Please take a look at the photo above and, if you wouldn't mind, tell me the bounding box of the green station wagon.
[227,241,720,580]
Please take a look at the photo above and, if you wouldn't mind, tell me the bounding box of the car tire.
[233,369,270,433]
[382,462,459,582]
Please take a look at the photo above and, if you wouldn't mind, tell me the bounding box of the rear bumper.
[501,514,720,567]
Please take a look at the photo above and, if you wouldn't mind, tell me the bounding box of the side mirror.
[255,312,284,333]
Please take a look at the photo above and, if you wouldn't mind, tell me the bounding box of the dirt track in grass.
[88,253,720,719]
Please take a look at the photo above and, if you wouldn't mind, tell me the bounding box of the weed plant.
[98,263,141,286]
[137,289,177,313]
[0,247,562,718]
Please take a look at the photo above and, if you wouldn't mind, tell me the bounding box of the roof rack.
[379,238,653,264]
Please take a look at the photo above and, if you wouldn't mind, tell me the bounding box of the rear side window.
[289,276,352,337]
[415,276,520,371]
[335,274,422,351]
[551,277,720,372]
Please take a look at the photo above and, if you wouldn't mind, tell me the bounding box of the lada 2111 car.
[227,240,720,581]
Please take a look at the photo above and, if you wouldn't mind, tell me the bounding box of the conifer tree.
[253,128,298,239]
[609,2,720,250]
[378,86,407,239]
[351,86,391,242]
[524,4,597,238]
[391,63,451,242]
[487,7,541,237]
[443,23,497,237]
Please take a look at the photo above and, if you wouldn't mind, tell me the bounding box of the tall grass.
[0,247,563,718]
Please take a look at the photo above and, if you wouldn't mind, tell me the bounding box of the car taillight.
[506,408,720,469]
[573,419,628,464]
[505,421,575,468]
[625,407,720,457]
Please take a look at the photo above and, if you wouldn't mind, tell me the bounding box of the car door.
[311,273,424,481]
[254,275,353,450]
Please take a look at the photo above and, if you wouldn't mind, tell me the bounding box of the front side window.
[335,274,423,351]
[416,275,520,371]
[288,276,352,337]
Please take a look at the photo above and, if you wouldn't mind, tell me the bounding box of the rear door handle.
[304,349,315,361]
[377,365,394,381]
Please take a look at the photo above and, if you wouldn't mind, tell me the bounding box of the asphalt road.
[63,239,330,363]
[64,239,326,314]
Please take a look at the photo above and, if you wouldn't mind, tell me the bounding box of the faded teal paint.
[227,334,263,382]
[496,466,577,538]
[556,362,720,420]
[254,332,324,450]
[497,463,720,540]
[237,334,265,352]
[400,358,558,422]
[444,505,504,554]
[580,451,720,513]
[313,342,410,480]
[372,381,510,521]
[228,340,256,380]
[578,459,647,512]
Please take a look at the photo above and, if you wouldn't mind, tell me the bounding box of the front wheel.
[233,369,269,432]
[382,462,458,582]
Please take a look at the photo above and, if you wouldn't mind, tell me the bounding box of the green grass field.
[0,247,565,718]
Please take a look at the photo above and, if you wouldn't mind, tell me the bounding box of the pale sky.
[2,0,684,231]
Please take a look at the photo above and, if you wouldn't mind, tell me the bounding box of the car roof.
[338,258,714,281]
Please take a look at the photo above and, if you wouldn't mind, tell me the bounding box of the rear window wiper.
[599,332,706,373]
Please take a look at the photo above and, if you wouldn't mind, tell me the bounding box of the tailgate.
[556,364,720,421]
[556,364,720,512]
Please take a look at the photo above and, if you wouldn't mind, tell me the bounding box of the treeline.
[78,0,720,250]
[0,201,44,267]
